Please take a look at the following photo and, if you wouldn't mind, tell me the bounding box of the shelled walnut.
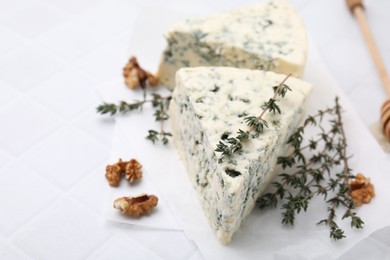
[125,159,142,183]
[123,57,158,89]
[349,173,375,207]
[113,194,158,217]
[105,162,122,187]
[105,158,142,186]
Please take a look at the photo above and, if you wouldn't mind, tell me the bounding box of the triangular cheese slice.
[169,67,312,244]
[158,0,307,89]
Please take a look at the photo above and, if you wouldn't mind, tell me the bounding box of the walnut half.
[123,57,158,90]
[105,158,143,186]
[125,159,142,183]
[105,162,122,187]
[113,194,158,217]
[349,173,375,207]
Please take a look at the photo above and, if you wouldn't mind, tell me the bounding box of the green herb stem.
[258,97,363,240]
[97,94,172,145]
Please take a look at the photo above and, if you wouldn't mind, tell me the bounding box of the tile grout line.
[6,194,65,242]
[5,180,112,243]
[83,233,117,259]
[7,158,111,243]
[0,96,65,157]
[66,161,109,196]
[1,238,33,260]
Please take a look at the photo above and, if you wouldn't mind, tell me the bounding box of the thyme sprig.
[97,93,172,144]
[258,97,363,240]
[215,74,292,161]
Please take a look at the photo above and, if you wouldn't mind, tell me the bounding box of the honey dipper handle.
[348,0,390,97]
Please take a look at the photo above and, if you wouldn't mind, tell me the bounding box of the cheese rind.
[169,67,312,244]
[158,0,307,89]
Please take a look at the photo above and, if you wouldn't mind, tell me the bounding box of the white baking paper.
[99,9,390,259]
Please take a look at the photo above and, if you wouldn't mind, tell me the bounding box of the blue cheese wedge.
[158,0,307,89]
[169,67,312,244]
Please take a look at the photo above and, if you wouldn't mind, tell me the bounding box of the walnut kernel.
[113,194,158,217]
[125,69,140,90]
[349,173,375,207]
[125,159,142,183]
[105,158,142,186]
[123,57,159,90]
[146,72,159,86]
[105,163,122,187]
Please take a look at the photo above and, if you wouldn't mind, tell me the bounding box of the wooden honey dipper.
[346,0,390,140]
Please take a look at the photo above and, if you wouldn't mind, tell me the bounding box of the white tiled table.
[0,0,389,259]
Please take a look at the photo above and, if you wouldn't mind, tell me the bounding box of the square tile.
[86,234,162,259]
[0,0,30,16]
[44,0,104,14]
[0,81,19,109]
[0,46,65,92]
[364,0,376,6]
[0,237,31,260]
[13,198,111,259]
[21,126,109,191]
[340,237,390,260]
[31,69,99,120]
[75,105,115,147]
[128,0,248,15]
[0,150,12,170]
[349,73,387,126]
[290,0,311,9]
[69,163,109,215]
[127,227,197,260]
[0,163,60,236]
[320,27,374,94]
[2,2,68,38]
[0,24,26,56]
[371,226,390,246]
[0,97,61,156]
[299,0,355,50]
[76,40,128,82]
[81,0,141,36]
[36,18,107,62]
[188,250,205,260]
[368,1,390,65]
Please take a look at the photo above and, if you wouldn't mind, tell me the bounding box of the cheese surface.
[158,0,307,89]
[169,67,312,244]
